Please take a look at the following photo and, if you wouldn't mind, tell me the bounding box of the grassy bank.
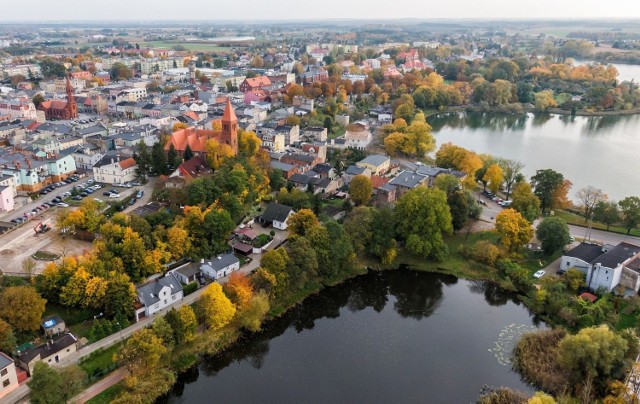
[554,210,640,238]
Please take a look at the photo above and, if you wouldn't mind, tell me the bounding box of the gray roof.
[200,253,240,273]
[358,154,390,167]
[592,242,640,269]
[345,165,367,175]
[176,263,201,279]
[136,273,183,307]
[17,333,77,364]
[270,161,296,172]
[0,352,13,370]
[389,170,428,189]
[262,202,294,223]
[289,173,312,185]
[564,243,605,263]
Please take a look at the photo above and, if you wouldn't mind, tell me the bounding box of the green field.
[141,41,234,53]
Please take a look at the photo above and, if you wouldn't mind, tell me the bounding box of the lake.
[162,271,542,404]
[574,59,640,83]
[430,112,640,201]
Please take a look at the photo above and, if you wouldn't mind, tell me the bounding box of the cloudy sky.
[3,0,640,21]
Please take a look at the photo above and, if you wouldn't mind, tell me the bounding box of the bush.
[183,282,198,296]
[460,240,502,266]
[513,328,569,395]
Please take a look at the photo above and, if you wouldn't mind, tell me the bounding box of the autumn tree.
[151,317,175,348]
[460,152,483,189]
[349,175,373,206]
[117,328,167,374]
[165,306,197,344]
[394,187,453,259]
[495,209,533,252]
[236,292,270,332]
[511,181,541,222]
[287,209,319,237]
[536,217,572,255]
[534,90,558,111]
[0,319,16,353]
[223,273,254,309]
[577,186,608,223]
[619,196,640,234]
[483,163,504,194]
[204,138,234,170]
[200,283,236,330]
[499,159,524,199]
[238,130,261,156]
[0,287,46,332]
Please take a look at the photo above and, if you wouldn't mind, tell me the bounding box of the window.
[1,369,7,376]
[3,379,10,387]
[566,261,570,266]
[172,295,176,300]
[67,349,70,352]
[164,300,167,305]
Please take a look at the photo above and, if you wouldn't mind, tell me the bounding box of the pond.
[162,270,543,404]
[430,111,640,201]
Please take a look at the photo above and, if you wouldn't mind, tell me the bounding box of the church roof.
[222,98,237,122]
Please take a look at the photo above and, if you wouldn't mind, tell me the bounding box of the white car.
[533,270,545,279]
[109,193,121,199]
[57,202,69,207]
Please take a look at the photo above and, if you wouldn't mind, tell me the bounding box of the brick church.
[165,98,238,157]
[38,77,79,120]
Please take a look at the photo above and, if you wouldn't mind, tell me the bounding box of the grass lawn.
[86,382,123,404]
[555,210,640,238]
[80,344,120,378]
[43,303,98,327]
[31,250,60,261]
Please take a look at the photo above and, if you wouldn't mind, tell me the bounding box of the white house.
[260,202,295,230]
[200,253,241,280]
[15,333,78,375]
[561,242,640,295]
[0,352,19,400]
[92,153,137,185]
[134,273,184,322]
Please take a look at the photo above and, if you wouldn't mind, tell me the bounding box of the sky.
[3,0,640,21]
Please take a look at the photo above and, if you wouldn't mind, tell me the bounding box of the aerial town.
[1,16,640,404]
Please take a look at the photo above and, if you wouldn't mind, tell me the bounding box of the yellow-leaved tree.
[495,208,534,252]
[200,283,236,330]
[483,163,504,194]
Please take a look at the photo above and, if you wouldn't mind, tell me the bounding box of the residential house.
[0,174,16,213]
[342,123,372,150]
[274,125,300,146]
[269,161,298,179]
[134,273,184,322]
[200,253,241,280]
[280,153,321,172]
[41,314,65,337]
[16,333,78,375]
[299,70,329,84]
[92,152,137,185]
[561,242,640,295]
[356,155,391,176]
[292,96,314,112]
[343,165,371,184]
[388,170,428,198]
[302,127,327,142]
[239,76,272,93]
[259,132,286,152]
[170,262,201,285]
[0,352,19,399]
[260,202,294,230]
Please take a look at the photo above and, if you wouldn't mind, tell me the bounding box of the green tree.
[530,169,565,214]
[109,62,133,80]
[165,306,197,344]
[499,159,524,200]
[167,143,181,169]
[134,141,151,179]
[511,181,541,222]
[343,206,373,255]
[371,207,397,265]
[285,236,319,290]
[349,175,373,206]
[152,317,175,348]
[434,173,460,196]
[536,217,571,255]
[593,201,620,231]
[447,190,470,231]
[236,292,270,332]
[32,93,45,109]
[394,187,453,259]
[28,362,86,404]
[103,271,136,318]
[151,142,168,175]
[183,144,194,161]
[618,196,640,234]
[558,325,628,382]
[259,248,290,298]
[0,286,46,332]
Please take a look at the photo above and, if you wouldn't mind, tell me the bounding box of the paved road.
[71,368,128,404]
[569,224,640,246]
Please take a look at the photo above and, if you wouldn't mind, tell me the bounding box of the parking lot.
[0,176,155,276]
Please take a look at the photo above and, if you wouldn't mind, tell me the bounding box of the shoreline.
[424,104,640,118]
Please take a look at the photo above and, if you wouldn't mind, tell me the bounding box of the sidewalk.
[71,368,128,404]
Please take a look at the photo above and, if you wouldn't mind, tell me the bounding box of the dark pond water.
[162,270,543,404]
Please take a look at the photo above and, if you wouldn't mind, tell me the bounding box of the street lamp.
[115,321,124,345]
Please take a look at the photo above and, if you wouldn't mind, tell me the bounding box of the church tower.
[65,76,78,119]
[221,98,238,155]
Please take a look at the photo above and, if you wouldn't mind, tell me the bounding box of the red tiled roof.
[244,76,272,88]
[119,158,136,170]
[579,292,597,303]
[222,98,237,122]
[370,175,389,189]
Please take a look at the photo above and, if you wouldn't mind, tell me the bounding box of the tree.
[0,318,16,353]
[343,206,373,255]
[200,283,236,330]
[109,62,133,80]
[499,159,524,200]
[287,209,319,237]
[183,144,194,162]
[577,186,607,223]
[151,142,168,175]
[223,273,254,310]
[167,143,181,169]
[103,271,136,318]
[134,141,151,179]
[530,169,565,213]
[117,328,167,374]
[619,196,640,234]
[28,362,86,404]
[394,187,453,259]
[285,236,318,290]
[236,292,270,332]
[460,152,483,189]
[349,175,373,206]
[536,217,572,255]
[483,164,504,194]
[370,207,397,264]
[204,138,234,170]
[165,306,197,344]
[0,286,46,332]
[448,190,470,231]
[495,209,533,252]
[173,122,188,132]
[238,130,261,156]
[151,317,175,348]
[534,90,558,111]
[435,142,468,169]
[32,93,45,109]
[593,201,619,231]
[558,325,628,382]
[511,181,541,222]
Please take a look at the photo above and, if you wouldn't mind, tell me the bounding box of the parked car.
[85,189,94,194]
[39,189,49,195]
[62,192,71,197]
[129,198,136,206]
[103,191,113,196]
[58,202,69,207]
[87,179,95,184]
[533,270,545,279]
[109,189,119,194]
[131,181,142,186]
[109,193,121,199]
[136,190,143,199]
[72,195,83,201]
[64,178,73,184]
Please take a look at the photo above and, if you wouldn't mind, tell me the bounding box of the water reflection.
[430,112,528,132]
